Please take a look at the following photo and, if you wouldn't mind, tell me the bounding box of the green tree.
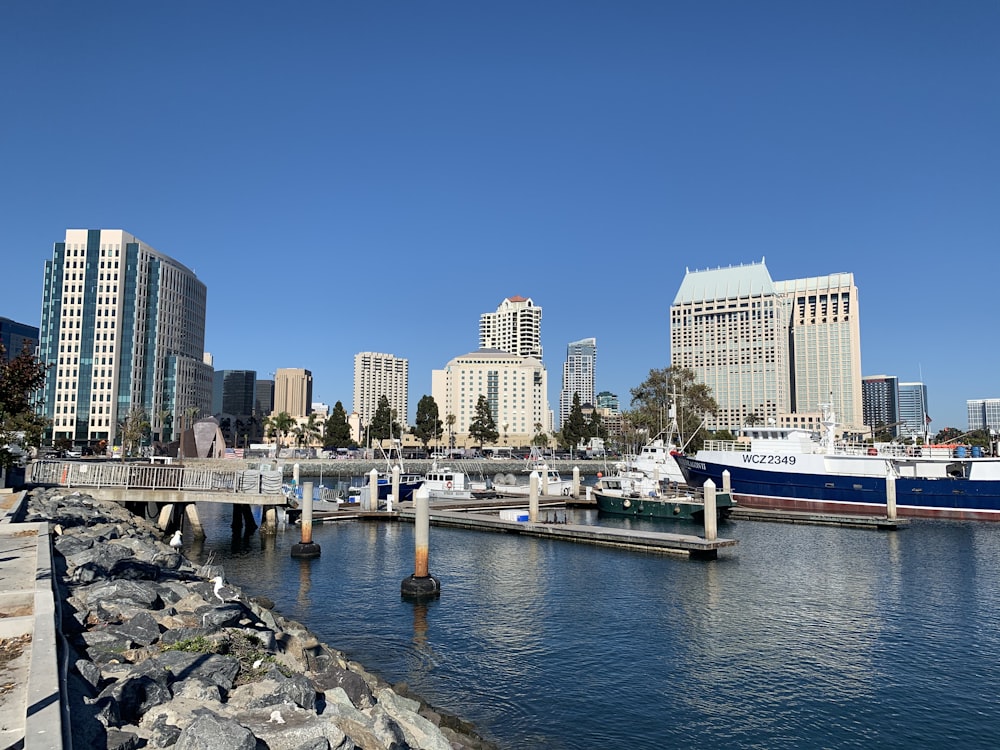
[562,392,588,456]
[265,412,296,448]
[118,407,150,458]
[532,421,550,452]
[587,408,607,440]
[630,366,718,452]
[369,395,400,443]
[744,412,762,427]
[0,341,49,468]
[412,395,443,451]
[324,401,353,448]
[468,395,499,448]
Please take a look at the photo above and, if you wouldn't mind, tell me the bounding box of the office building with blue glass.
[37,229,212,448]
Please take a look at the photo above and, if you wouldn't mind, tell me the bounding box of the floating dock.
[728,506,908,530]
[395,507,736,559]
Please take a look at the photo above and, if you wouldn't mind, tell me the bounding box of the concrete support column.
[529,471,539,523]
[368,469,379,511]
[157,503,174,531]
[391,465,400,511]
[886,472,897,520]
[184,503,205,539]
[291,481,320,558]
[703,479,718,542]
[572,467,580,499]
[261,507,278,535]
[401,486,440,599]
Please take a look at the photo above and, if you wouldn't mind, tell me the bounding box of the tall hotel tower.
[560,337,596,427]
[479,296,543,358]
[353,352,409,429]
[670,260,863,432]
[38,229,211,447]
[273,368,313,417]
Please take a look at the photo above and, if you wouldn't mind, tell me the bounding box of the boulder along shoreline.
[25,487,500,750]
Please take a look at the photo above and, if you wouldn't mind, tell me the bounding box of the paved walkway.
[0,489,64,749]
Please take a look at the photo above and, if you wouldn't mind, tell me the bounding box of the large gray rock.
[375,688,453,750]
[72,579,163,610]
[311,663,375,709]
[111,611,163,646]
[228,672,316,711]
[98,674,172,723]
[174,712,257,750]
[227,705,350,750]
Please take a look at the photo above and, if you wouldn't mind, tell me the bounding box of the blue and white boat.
[675,404,1000,521]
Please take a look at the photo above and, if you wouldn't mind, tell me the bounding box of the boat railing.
[702,439,751,452]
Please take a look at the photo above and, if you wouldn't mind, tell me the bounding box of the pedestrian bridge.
[28,460,288,536]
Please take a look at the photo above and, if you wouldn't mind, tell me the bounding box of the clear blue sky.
[3,1,998,429]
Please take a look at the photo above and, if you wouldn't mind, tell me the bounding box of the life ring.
[562,487,570,496]
[623,498,632,509]
[446,481,453,489]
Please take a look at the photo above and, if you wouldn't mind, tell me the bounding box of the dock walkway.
[393,506,736,559]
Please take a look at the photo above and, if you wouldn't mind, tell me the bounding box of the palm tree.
[267,412,296,449]
[446,413,457,449]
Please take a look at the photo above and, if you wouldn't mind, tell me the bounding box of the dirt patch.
[0,633,32,696]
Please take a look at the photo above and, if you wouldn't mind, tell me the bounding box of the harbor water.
[189,504,1000,749]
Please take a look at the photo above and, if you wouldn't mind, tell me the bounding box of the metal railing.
[28,460,285,495]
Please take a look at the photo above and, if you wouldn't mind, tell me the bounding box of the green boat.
[592,471,736,521]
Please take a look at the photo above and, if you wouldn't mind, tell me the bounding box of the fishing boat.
[620,436,686,485]
[420,464,491,501]
[592,469,736,521]
[675,403,1000,521]
[359,440,423,502]
[492,461,574,498]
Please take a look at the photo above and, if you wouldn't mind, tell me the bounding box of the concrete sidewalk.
[0,489,64,750]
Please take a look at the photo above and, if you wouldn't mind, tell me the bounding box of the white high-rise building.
[37,229,212,448]
[670,260,863,432]
[559,338,596,427]
[968,399,1000,433]
[479,296,542,359]
[898,382,929,438]
[353,352,409,431]
[432,349,550,448]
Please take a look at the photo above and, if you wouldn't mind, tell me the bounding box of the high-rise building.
[431,349,549,447]
[273,368,313,417]
[967,399,1000,433]
[0,317,38,362]
[255,379,274,417]
[774,273,862,427]
[353,352,408,431]
[862,375,900,437]
[670,260,863,432]
[213,370,256,416]
[559,337,596,427]
[671,261,792,431]
[595,391,619,411]
[479,296,542,359]
[898,382,930,438]
[37,229,211,447]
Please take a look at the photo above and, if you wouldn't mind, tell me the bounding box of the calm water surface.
[187,505,1000,749]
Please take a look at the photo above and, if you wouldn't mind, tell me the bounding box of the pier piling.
[368,469,379,511]
[529,471,540,522]
[401,486,440,599]
[703,479,718,542]
[886,473,897,520]
[291,481,321,558]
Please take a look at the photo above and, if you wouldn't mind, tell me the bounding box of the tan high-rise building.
[432,349,550,447]
[353,352,408,432]
[670,260,863,432]
[479,296,542,359]
[273,368,313,418]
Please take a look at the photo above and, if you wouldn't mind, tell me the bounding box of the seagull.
[268,709,285,724]
[169,530,183,550]
[211,575,238,603]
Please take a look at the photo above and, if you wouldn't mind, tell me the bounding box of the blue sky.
[2,1,998,429]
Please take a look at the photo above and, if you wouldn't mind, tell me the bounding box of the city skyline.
[3,2,998,429]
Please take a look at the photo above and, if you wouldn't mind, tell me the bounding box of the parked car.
[65,449,82,458]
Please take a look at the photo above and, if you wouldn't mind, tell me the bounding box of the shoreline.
[23,486,501,750]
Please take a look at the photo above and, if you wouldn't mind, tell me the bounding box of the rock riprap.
[25,487,497,750]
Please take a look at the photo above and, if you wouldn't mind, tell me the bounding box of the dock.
[728,506,908,530]
[403,507,736,559]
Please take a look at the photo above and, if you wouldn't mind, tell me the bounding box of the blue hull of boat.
[675,454,1000,520]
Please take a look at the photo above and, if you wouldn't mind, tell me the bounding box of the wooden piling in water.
[291,481,321,558]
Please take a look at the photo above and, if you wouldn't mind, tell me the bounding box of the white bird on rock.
[212,575,238,603]
[169,530,183,550]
